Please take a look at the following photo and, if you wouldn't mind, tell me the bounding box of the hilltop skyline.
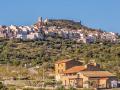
[0,0,120,33]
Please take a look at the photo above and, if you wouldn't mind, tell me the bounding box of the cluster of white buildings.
[0,25,44,40]
[0,17,119,43]
[45,26,118,43]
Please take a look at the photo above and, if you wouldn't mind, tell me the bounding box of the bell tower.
[37,17,43,29]
[38,17,42,23]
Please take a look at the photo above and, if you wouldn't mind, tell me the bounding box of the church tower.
[38,17,42,23]
[36,17,43,29]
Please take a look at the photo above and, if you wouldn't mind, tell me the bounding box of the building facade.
[55,59,83,81]
[55,59,117,89]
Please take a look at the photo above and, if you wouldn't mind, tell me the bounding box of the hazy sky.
[0,0,120,33]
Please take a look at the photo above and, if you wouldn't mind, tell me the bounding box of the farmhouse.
[55,59,117,89]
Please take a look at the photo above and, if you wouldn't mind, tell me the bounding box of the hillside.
[0,18,120,79]
[0,38,120,79]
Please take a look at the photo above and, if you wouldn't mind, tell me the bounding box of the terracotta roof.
[78,71,115,77]
[64,66,86,74]
[55,59,71,64]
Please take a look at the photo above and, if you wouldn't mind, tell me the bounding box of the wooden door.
[76,78,83,88]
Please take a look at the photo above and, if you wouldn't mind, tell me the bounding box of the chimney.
[86,59,100,71]
[89,59,96,66]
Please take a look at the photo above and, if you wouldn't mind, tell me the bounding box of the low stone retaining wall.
[3,80,42,87]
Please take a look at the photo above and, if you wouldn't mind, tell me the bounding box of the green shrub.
[23,88,34,90]
[0,82,8,90]
[68,86,76,90]
[56,85,65,90]
[9,87,16,90]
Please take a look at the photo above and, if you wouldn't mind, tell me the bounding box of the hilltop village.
[0,17,119,43]
[0,17,120,90]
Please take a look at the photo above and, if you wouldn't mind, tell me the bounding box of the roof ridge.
[64,65,86,74]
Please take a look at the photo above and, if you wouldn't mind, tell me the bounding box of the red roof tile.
[79,71,115,77]
[64,66,86,74]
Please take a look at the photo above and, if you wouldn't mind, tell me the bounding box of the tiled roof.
[55,59,71,64]
[64,66,86,74]
[78,71,115,77]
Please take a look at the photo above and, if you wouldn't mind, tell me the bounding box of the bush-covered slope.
[0,38,120,78]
